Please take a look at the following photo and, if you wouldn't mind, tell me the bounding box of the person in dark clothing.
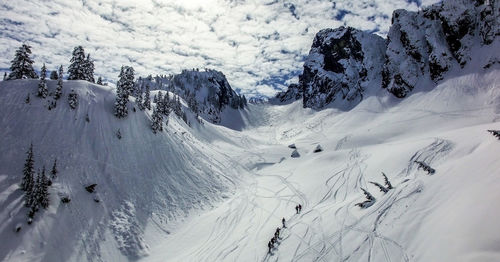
[282,217,286,228]
[295,205,299,214]
[299,204,302,213]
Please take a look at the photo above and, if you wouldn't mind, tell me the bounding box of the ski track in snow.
[1,69,500,261]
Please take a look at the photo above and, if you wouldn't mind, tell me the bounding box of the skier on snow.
[282,217,286,228]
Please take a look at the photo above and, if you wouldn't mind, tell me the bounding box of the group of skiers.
[268,204,306,254]
[268,218,286,253]
[295,204,302,214]
[267,226,281,253]
[267,204,306,254]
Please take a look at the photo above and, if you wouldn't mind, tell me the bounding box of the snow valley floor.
[142,70,500,262]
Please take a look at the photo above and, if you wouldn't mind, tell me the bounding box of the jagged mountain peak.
[278,0,499,108]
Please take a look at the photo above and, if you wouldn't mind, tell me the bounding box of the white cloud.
[0,0,441,97]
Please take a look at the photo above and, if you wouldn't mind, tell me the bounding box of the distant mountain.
[136,69,247,124]
[277,0,499,108]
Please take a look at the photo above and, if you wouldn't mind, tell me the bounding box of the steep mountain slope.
[144,69,500,262]
[0,79,248,262]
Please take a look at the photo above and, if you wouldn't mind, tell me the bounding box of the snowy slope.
[141,69,500,262]
[1,50,499,262]
[0,79,247,262]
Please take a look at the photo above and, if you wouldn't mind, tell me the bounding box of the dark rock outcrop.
[279,0,498,108]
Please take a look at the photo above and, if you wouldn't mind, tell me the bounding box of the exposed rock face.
[299,27,386,109]
[383,0,499,97]
[278,0,498,107]
[276,83,302,103]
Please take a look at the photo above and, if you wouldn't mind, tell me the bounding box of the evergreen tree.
[39,166,49,209]
[163,93,170,116]
[51,158,58,179]
[68,46,86,80]
[68,89,78,109]
[8,44,38,80]
[54,65,63,100]
[117,66,134,98]
[143,85,151,110]
[157,91,164,114]
[97,76,103,85]
[30,170,42,214]
[21,143,35,191]
[37,63,48,98]
[174,95,182,117]
[136,91,144,110]
[114,66,134,118]
[151,106,163,134]
[84,54,95,83]
[50,70,58,80]
[153,94,158,103]
[114,85,128,118]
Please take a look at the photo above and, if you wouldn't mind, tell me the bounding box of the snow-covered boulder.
[14,223,22,233]
[291,149,300,158]
[288,143,296,149]
[313,144,323,153]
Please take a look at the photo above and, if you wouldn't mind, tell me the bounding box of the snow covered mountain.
[1,68,499,262]
[277,27,386,110]
[0,79,248,261]
[136,69,247,126]
[383,0,499,97]
[1,0,499,261]
[277,0,499,108]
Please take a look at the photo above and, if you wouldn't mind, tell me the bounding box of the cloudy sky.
[0,0,440,97]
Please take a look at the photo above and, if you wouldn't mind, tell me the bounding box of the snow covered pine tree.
[37,63,48,98]
[151,106,163,134]
[97,76,103,85]
[8,43,38,80]
[50,70,58,80]
[22,144,35,208]
[54,65,63,100]
[68,46,95,82]
[68,89,78,109]
[114,66,135,118]
[143,85,151,110]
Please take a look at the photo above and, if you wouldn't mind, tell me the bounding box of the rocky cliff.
[277,0,499,108]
